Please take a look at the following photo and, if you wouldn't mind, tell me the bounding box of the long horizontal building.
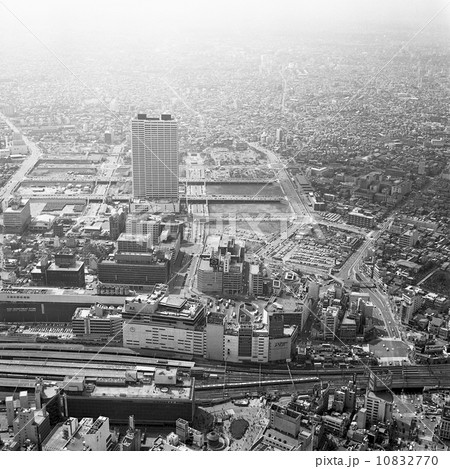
[60,368,195,425]
[97,253,170,289]
[123,286,297,363]
[0,287,131,323]
[97,230,180,290]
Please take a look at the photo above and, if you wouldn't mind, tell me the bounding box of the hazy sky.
[1,0,449,43]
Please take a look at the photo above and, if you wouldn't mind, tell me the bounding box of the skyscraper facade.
[131,113,179,200]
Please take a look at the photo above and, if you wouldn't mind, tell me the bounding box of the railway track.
[0,343,449,393]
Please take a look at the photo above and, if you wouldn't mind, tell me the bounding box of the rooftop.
[135,113,175,121]
[72,306,122,320]
[46,260,84,272]
[159,295,187,309]
[89,379,193,400]
[367,390,394,403]
[44,417,94,451]
[0,286,106,298]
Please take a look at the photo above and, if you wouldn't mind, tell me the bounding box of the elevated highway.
[183,194,285,202]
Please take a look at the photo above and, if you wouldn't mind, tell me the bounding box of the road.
[180,218,207,298]
[338,217,393,280]
[336,217,399,338]
[313,216,368,236]
[0,112,42,211]
[359,271,400,339]
[246,142,318,260]
[0,113,43,288]
[246,141,314,219]
[95,143,125,216]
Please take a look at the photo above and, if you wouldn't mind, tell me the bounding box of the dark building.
[53,220,65,237]
[238,324,253,358]
[109,207,127,241]
[97,253,170,289]
[0,287,130,323]
[61,371,195,426]
[268,312,284,338]
[31,253,85,288]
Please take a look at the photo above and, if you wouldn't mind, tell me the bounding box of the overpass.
[21,194,132,203]
[180,178,277,184]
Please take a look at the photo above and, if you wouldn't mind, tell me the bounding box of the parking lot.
[20,323,73,339]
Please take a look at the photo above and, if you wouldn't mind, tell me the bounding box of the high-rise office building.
[131,113,179,201]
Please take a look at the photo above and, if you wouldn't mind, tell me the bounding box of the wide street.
[359,270,401,340]
[0,112,42,210]
[246,142,318,261]
[246,141,314,220]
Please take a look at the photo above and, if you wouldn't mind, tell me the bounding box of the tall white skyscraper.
[131,113,179,200]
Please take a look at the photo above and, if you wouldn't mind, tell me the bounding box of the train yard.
[0,343,449,405]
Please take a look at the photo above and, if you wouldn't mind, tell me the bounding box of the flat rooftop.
[136,113,175,121]
[261,427,302,448]
[199,258,214,271]
[44,417,94,451]
[283,325,297,337]
[266,296,300,312]
[159,295,187,309]
[72,307,122,320]
[155,298,204,321]
[367,389,394,403]
[205,234,222,252]
[118,233,152,242]
[46,260,84,272]
[342,316,356,325]
[0,287,119,297]
[89,380,193,400]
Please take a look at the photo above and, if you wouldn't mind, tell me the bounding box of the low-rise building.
[43,416,115,451]
[348,209,375,229]
[72,304,123,340]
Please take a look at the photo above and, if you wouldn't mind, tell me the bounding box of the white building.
[249,263,264,296]
[122,292,206,357]
[364,390,393,425]
[323,306,339,341]
[401,286,423,324]
[125,214,161,244]
[4,198,31,234]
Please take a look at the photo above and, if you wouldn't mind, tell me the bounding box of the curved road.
[0,112,42,210]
